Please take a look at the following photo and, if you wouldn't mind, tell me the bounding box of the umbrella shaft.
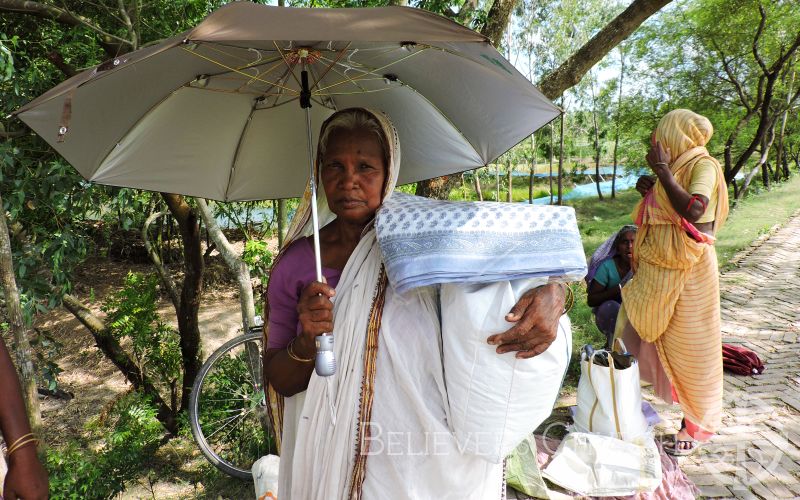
[306,106,324,284]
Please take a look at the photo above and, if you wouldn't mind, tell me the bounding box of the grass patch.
[449,174,572,203]
[715,175,800,268]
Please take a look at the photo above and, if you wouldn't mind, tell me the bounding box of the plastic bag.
[253,454,280,500]
[505,434,551,499]
[542,432,661,496]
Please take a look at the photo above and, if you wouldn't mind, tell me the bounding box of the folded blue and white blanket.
[375,193,587,294]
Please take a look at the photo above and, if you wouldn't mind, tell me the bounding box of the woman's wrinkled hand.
[486,283,565,359]
[635,175,656,197]
[4,446,49,500]
[296,280,335,358]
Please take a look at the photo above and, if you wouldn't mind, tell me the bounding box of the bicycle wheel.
[189,331,276,479]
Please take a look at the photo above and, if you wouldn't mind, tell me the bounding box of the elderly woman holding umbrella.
[262,108,568,499]
[617,109,729,456]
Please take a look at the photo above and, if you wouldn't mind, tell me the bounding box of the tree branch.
[0,130,26,139]
[711,40,751,111]
[46,50,77,77]
[752,5,768,74]
[537,0,673,100]
[0,0,132,57]
[142,210,180,311]
[61,293,177,433]
[196,199,255,331]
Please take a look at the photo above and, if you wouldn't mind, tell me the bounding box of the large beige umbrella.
[15,3,559,376]
[14,2,559,201]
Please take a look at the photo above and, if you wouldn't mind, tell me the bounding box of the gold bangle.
[287,338,313,363]
[559,283,575,315]
[6,435,38,458]
[5,433,33,452]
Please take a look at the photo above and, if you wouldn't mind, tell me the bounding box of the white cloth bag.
[572,339,650,442]
[542,432,661,496]
[253,454,280,500]
[441,278,572,463]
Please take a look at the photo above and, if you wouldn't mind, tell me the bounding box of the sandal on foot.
[664,434,700,456]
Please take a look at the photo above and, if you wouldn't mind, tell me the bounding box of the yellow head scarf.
[654,109,714,161]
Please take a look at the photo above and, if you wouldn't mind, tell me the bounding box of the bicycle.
[189,316,277,480]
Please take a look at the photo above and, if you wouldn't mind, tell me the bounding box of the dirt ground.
[31,254,257,498]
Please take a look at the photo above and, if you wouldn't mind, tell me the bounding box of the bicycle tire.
[189,330,274,480]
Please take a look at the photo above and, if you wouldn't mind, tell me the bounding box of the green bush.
[47,392,164,499]
[101,272,181,391]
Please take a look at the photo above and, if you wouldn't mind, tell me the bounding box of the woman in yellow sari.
[617,109,728,456]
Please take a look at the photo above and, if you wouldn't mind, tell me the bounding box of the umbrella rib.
[236,58,291,93]
[314,48,427,94]
[308,43,351,93]
[272,41,303,89]
[254,96,301,111]
[316,87,397,97]
[306,63,337,110]
[181,47,297,94]
[223,101,259,201]
[313,61,371,94]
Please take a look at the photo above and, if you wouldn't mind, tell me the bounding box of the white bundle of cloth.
[375,193,587,293]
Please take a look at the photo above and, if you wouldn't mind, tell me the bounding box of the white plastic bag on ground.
[572,339,650,442]
[542,432,661,497]
[253,454,280,500]
[441,278,572,463]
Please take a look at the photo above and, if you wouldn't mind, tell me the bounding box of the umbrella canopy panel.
[15,4,560,201]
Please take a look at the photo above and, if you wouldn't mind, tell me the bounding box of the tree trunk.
[196,199,255,332]
[277,199,288,249]
[142,211,180,310]
[506,158,513,202]
[557,110,565,205]
[61,293,177,433]
[0,193,41,433]
[549,123,555,204]
[612,46,625,199]
[537,0,673,100]
[481,0,517,48]
[590,80,604,201]
[161,193,203,412]
[529,134,535,204]
[473,170,483,201]
[495,166,500,201]
[774,67,796,182]
[738,125,776,201]
[414,175,461,199]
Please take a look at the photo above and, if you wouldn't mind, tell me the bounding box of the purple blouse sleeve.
[266,238,343,350]
[266,249,304,350]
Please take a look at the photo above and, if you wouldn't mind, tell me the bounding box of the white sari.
[267,109,508,499]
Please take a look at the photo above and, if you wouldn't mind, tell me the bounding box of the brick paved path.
[659,212,800,498]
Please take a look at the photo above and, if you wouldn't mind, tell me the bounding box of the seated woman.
[262,108,568,499]
[586,225,637,348]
